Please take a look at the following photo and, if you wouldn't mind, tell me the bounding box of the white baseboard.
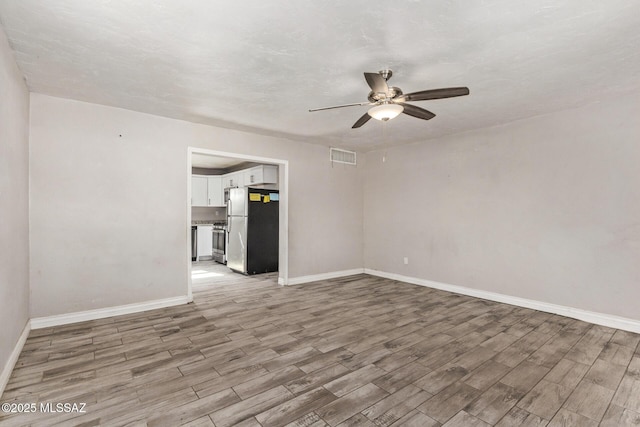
[286,268,365,286]
[365,269,640,334]
[1,320,30,398]
[30,296,191,329]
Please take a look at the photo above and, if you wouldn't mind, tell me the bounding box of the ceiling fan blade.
[309,102,371,112]
[399,87,469,102]
[399,103,436,120]
[352,112,372,128]
[364,72,389,94]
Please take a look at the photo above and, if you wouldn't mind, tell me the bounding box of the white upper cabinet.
[191,175,208,207]
[222,171,244,189]
[192,175,224,207]
[193,165,278,206]
[207,176,223,207]
[242,165,278,186]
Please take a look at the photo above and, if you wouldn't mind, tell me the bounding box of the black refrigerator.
[227,187,279,275]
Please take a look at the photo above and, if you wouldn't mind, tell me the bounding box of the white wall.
[29,94,364,317]
[26,66,639,327]
[364,92,640,321]
[0,28,30,385]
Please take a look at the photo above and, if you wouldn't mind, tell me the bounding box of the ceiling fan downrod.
[378,69,393,81]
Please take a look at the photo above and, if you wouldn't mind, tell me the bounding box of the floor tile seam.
[563,332,608,367]
[585,346,635,392]
[564,379,617,424]
[604,350,637,417]
[508,363,584,425]
[316,382,388,426]
[411,379,484,424]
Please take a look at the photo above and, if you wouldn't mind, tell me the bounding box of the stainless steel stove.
[212,222,227,264]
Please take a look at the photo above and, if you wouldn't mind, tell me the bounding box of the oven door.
[212,228,226,263]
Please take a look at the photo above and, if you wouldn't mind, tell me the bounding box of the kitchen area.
[191,153,280,285]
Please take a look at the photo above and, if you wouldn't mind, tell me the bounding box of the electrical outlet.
[403,257,409,265]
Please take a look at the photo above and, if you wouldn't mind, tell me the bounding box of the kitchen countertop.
[192,220,226,226]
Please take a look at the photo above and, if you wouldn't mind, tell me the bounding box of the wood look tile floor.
[2,273,640,426]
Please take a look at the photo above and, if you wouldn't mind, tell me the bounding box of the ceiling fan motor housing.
[368,87,403,103]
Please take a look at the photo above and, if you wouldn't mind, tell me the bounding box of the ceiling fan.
[309,70,469,128]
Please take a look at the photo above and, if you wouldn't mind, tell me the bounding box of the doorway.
[186,147,289,300]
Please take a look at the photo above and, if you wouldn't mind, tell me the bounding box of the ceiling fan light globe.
[368,103,404,121]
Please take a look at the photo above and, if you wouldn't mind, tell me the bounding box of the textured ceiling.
[191,154,245,169]
[1,0,639,151]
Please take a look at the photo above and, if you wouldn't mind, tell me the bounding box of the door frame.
[186,147,289,300]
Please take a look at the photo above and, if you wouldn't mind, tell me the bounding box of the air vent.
[330,148,357,165]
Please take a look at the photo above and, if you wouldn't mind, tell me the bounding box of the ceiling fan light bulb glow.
[368,103,404,121]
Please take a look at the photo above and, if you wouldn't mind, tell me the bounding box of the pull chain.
[382,118,389,163]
